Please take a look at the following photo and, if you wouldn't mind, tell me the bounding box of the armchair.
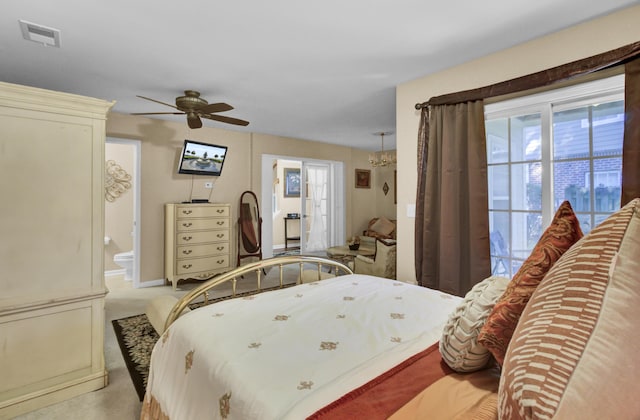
[352,238,397,279]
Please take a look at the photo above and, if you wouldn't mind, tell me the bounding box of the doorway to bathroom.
[105,137,141,288]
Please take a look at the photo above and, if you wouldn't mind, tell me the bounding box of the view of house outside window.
[485,75,624,277]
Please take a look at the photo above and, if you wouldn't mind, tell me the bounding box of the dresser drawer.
[176,205,229,219]
[176,218,230,232]
[176,255,230,275]
[177,243,229,258]
[176,229,230,245]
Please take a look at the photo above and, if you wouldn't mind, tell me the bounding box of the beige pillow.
[440,276,509,373]
[370,217,395,236]
[499,198,640,419]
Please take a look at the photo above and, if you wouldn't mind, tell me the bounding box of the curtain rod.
[414,41,640,110]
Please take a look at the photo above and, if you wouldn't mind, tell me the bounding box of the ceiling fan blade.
[199,102,234,114]
[187,114,203,129]
[130,112,185,115]
[201,113,250,126]
[136,95,180,110]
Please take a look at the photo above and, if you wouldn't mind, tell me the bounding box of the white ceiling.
[2,1,638,151]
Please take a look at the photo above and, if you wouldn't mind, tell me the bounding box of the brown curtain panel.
[415,101,491,296]
[414,42,640,294]
[622,57,640,205]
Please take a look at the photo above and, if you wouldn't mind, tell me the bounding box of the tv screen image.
[178,140,228,176]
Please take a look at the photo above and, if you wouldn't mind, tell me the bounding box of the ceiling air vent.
[19,20,61,47]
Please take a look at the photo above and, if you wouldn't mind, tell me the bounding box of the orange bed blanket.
[308,342,453,419]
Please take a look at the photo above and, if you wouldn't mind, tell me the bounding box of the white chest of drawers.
[165,203,232,289]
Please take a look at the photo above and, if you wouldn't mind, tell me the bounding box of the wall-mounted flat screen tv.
[177,140,228,176]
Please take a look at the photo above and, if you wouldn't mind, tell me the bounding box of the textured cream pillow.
[370,216,395,236]
[499,198,640,419]
[440,275,509,373]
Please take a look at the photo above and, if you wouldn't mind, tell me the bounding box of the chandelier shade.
[369,131,396,167]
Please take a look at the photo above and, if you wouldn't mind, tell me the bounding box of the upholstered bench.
[145,295,191,334]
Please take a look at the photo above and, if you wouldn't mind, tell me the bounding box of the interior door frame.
[261,154,344,258]
[106,137,141,288]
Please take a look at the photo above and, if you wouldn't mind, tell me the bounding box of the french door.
[260,155,344,258]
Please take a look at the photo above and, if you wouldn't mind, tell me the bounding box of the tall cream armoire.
[0,82,114,417]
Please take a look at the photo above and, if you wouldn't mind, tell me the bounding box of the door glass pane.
[553,107,589,159]
[594,157,621,212]
[488,165,509,210]
[511,163,541,211]
[593,101,624,156]
[512,211,542,259]
[486,118,509,164]
[489,211,510,276]
[554,159,591,212]
[510,114,541,161]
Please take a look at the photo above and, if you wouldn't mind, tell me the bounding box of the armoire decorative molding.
[0,82,114,417]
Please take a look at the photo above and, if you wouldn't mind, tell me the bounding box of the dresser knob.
[182,210,193,215]
[217,259,224,264]
[217,246,224,251]
[182,249,192,255]
[182,236,192,241]
[216,209,224,214]
[182,222,193,227]
[217,234,224,238]
[217,221,224,225]
[182,264,192,269]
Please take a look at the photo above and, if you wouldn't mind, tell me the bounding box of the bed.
[141,198,640,420]
[140,256,463,419]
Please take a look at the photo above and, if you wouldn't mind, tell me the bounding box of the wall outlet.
[204,182,213,189]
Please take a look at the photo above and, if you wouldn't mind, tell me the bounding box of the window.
[485,75,624,277]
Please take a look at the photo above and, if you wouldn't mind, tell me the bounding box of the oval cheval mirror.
[237,190,262,266]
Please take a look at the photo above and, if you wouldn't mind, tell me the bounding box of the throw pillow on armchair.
[363,216,396,239]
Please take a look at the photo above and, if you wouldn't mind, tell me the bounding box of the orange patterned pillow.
[477,201,583,365]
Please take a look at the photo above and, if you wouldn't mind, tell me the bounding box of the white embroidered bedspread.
[144,274,461,419]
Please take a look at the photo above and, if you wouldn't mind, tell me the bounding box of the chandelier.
[369,131,396,167]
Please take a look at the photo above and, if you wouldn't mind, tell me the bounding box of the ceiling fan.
[132,90,250,129]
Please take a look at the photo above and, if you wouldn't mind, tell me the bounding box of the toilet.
[114,251,134,281]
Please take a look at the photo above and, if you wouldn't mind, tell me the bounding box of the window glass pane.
[488,165,509,210]
[489,211,510,276]
[511,212,542,260]
[594,214,610,230]
[594,158,621,212]
[510,114,541,161]
[486,118,509,164]
[554,159,591,212]
[553,107,589,159]
[576,213,593,234]
[511,162,541,211]
[593,101,624,156]
[512,212,541,259]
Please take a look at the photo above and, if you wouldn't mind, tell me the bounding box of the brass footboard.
[164,256,353,331]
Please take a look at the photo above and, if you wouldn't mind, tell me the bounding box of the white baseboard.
[137,278,166,288]
[104,269,125,277]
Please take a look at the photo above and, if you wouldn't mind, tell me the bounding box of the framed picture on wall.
[284,168,301,197]
[355,169,371,189]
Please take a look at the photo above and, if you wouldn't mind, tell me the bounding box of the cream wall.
[395,5,640,283]
[106,113,394,286]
